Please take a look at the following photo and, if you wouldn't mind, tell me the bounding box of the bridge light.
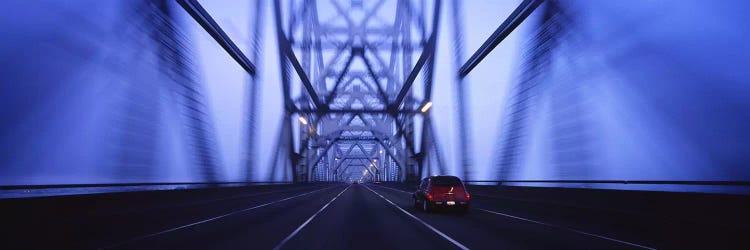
[298,116,308,125]
[420,102,433,113]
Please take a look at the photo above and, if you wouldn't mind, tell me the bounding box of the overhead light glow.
[298,116,308,125]
[420,102,433,113]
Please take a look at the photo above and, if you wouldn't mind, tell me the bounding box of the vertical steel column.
[157,0,221,182]
[451,0,473,180]
[244,0,265,181]
[273,0,300,182]
[113,1,161,181]
[495,1,557,179]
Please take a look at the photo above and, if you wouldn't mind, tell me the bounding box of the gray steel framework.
[144,0,569,184]
[269,0,448,182]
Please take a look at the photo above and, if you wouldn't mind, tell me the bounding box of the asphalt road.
[104,184,646,250]
[4,182,750,249]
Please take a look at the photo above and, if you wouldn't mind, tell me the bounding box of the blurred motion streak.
[0,0,748,194]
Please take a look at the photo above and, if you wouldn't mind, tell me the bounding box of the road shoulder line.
[369,184,655,250]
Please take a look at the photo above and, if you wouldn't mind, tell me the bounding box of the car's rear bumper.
[429,199,469,207]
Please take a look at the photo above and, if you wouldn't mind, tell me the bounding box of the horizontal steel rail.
[464,180,750,186]
[297,108,421,114]
[0,181,294,190]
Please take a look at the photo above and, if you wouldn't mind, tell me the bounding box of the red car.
[413,176,470,213]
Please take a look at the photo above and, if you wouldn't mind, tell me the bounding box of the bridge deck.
[2,183,748,249]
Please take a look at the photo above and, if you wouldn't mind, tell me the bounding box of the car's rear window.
[431,176,462,186]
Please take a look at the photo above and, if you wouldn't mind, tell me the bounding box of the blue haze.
[0,0,748,193]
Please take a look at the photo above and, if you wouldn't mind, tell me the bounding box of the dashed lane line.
[105,185,341,249]
[363,185,470,250]
[368,184,655,250]
[272,185,351,250]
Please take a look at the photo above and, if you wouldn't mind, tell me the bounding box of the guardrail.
[0,181,294,190]
[463,180,750,186]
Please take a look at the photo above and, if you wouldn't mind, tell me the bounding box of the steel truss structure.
[165,0,569,184]
[267,0,448,183]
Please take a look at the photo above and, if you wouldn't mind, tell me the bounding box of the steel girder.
[458,0,545,77]
[242,0,266,181]
[271,0,446,183]
[450,0,472,180]
[177,0,257,75]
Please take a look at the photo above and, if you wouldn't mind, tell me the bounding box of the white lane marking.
[363,185,470,250]
[272,185,351,250]
[476,208,655,250]
[371,184,411,194]
[117,186,327,215]
[369,185,655,250]
[105,185,339,249]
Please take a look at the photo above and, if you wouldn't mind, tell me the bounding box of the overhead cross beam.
[279,0,440,183]
[307,111,379,173]
[361,52,392,104]
[297,108,420,115]
[338,164,373,180]
[324,52,355,105]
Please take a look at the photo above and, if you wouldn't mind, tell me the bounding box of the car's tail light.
[465,193,471,199]
[427,193,433,200]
